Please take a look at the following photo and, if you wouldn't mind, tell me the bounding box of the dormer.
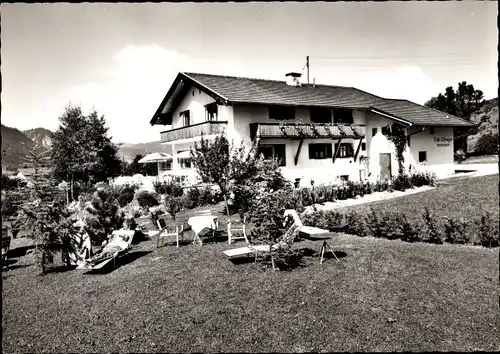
[285,72,302,87]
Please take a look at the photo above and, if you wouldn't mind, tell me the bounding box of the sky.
[1,2,498,144]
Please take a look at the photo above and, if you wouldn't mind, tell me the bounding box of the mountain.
[467,97,499,154]
[23,128,53,149]
[1,124,37,170]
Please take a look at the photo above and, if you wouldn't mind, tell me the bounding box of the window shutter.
[308,144,314,159]
[327,144,333,158]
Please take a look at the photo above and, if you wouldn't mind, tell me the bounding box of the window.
[257,144,286,166]
[372,128,378,136]
[180,110,190,126]
[179,158,191,169]
[361,142,366,151]
[429,127,435,135]
[382,126,391,136]
[205,103,218,121]
[334,143,354,158]
[269,105,295,120]
[308,143,332,159]
[310,107,332,123]
[418,151,427,162]
[333,108,354,124]
[340,175,349,182]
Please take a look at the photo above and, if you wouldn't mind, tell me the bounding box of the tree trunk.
[222,193,230,217]
[70,173,74,202]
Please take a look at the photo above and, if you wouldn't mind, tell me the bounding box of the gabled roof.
[150,72,476,127]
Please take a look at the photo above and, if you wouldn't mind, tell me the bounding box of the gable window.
[205,103,218,121]
[418,151,427,163]
[310,107,332,124]
[333,108,354,124]
[257,144,286,166]
[269,105,295,120]
[180,110,190,127]
[308,143,332,159]
[334,143,354,158]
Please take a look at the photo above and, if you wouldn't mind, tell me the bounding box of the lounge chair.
[156,218,184,248]
[77,230,136,270]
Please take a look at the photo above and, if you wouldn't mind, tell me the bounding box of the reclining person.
[88,233,131,264]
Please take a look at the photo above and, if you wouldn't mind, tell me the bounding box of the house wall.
[407,127,454,177]
[170,86,218,129]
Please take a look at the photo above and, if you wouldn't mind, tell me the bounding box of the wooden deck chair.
[227,215,249,244]
[156,218,184,248]
[78,230,135,270]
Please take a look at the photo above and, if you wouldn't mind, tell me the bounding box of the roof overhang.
[368,107,413,127]
[150,73,230,126]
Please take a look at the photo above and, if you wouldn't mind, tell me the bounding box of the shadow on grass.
[2,258,32,272]
[7,245,35,258]
[45,264,78,274]
[84,251,152,275]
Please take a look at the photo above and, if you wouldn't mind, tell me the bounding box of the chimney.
[285,72,302,87]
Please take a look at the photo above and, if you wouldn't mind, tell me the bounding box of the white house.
[149,72,475,187]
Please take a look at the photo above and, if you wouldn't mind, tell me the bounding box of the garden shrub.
[136,190,160,208]
[343,211,369,237]
[476,213,499,248]
[116,185,136,207]
[164,195,185,221]
[153,180,184,197]
[475,133,499,155]
[1,174,27,190]
[392,174,413,191]
[422,208,442,244]
[184,186,201,209]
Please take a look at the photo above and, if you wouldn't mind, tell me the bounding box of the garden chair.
[227,215,249,244]
[156,218,184,248]
[77,230,136,270]
[2,229,12,271]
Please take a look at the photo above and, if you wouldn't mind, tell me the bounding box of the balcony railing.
[250,123,366,140]
[161,121,228,143]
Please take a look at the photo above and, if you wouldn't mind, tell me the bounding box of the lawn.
[340,174,499,223]
[2,174,499,352]
[2,226,499,352]
[460,154,499,164]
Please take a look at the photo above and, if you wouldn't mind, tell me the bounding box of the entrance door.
[379,153,392,181]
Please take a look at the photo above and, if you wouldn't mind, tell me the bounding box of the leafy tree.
[16,141,78,274]
[190,134,260,217]
[425,82,485,152]
[51,104,121,200]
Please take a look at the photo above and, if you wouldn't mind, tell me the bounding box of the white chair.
[227,215,249,244]
[156,218,184,248]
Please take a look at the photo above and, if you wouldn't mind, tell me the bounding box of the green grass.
[3,227,499,352]
[3,175,499,352]
[340,174,499,223]
[460,154,499,164]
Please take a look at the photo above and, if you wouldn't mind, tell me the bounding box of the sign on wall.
[433,136,453,147]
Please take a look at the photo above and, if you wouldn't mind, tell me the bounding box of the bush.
[392,174,413,191]
[116,186,136,207]
[410,172,436,187]
[164,195,185,222]
[476,213,499,248]
[153,180,184,197]
[422,208,442,244]
[1,174,27,190]
[184,187,201,209]
[475,133,499,155]
[136,191,160,208]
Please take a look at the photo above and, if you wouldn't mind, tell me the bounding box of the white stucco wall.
[407,127,454,177]
[170,86,218,129]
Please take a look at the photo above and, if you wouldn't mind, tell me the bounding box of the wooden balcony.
[161,121,228,143]
[250,123,366,140]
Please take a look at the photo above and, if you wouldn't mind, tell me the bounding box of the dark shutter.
[326,144,333,158]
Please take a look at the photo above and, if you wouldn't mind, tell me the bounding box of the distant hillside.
[467,97,499,153]
[1,124,37,170]
[23,128,53,148]
[118,141,172,163]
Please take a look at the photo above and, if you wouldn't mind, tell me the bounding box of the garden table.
[303,233,340,264]
[187,215,218,245]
